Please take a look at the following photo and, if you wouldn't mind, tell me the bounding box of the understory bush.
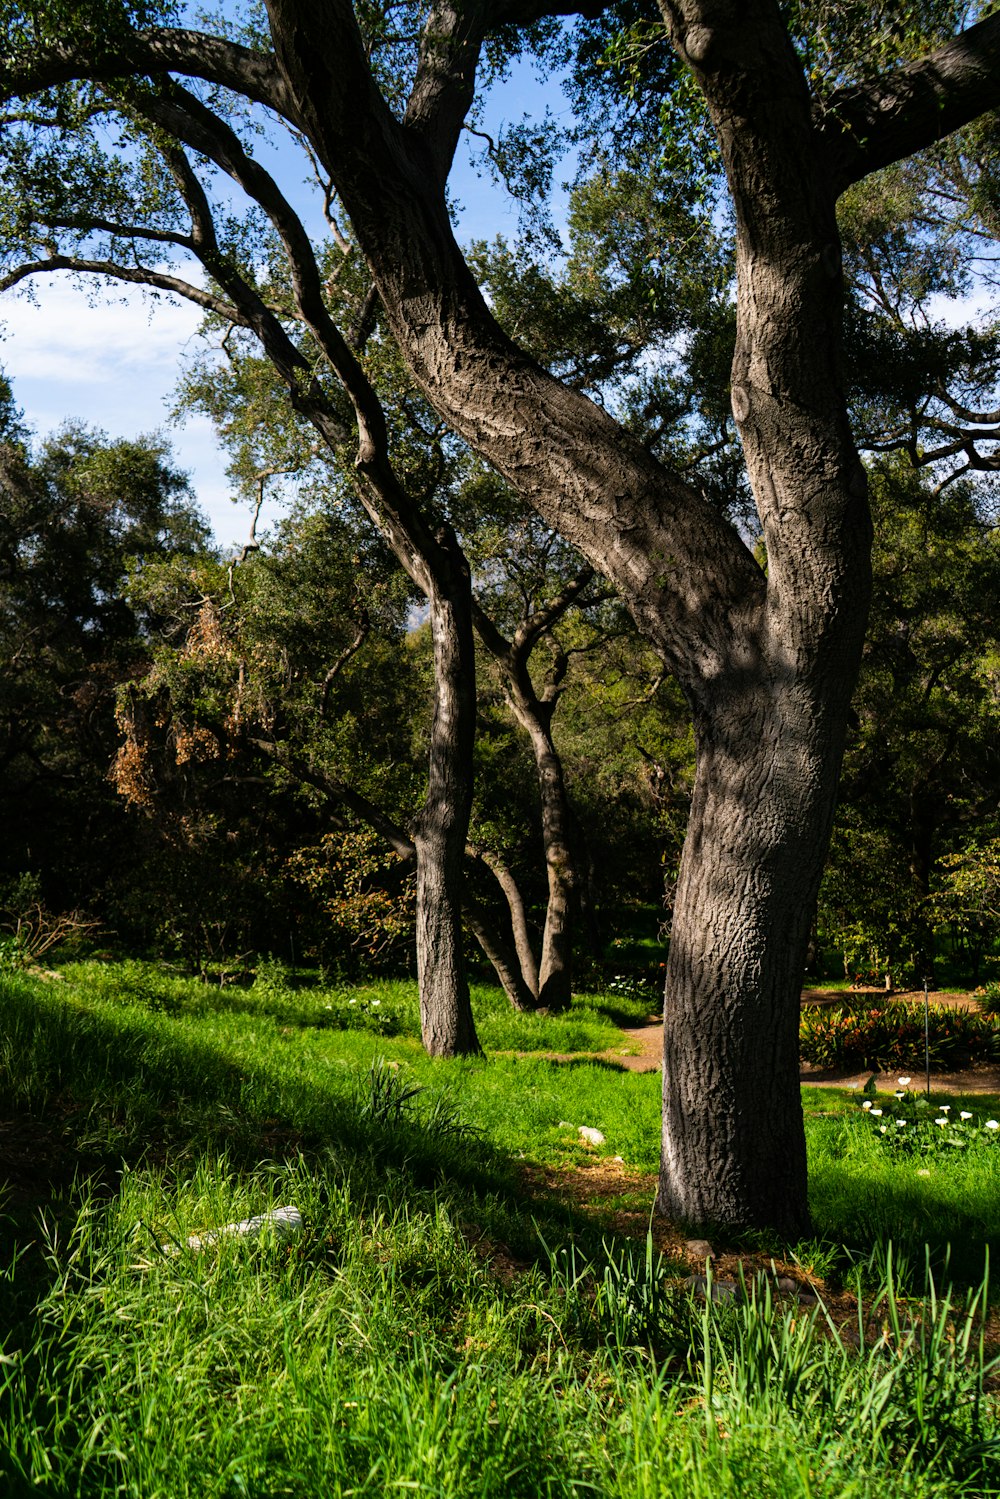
[799,1000,1000,1071]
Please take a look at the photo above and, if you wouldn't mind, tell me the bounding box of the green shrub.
[976,980,1000,1018]
[799,1000,1000,1070]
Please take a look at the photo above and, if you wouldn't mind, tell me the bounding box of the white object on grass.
[173,1205,303,1253]
[578,1126,606,1146]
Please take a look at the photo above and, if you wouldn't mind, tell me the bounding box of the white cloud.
[0,275,206,384]
[0,274,268,547]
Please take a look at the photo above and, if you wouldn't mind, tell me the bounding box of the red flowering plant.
[800,1001,1000,1071]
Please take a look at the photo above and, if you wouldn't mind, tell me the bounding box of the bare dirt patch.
[559,992,1000,1097]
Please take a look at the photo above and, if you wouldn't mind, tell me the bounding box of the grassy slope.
[0,964,998,1497]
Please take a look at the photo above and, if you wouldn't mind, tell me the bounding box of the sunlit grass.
[0,966,999,1495]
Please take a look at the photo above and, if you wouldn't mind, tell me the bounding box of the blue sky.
[0,56,566,548]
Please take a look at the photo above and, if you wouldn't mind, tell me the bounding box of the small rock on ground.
[684,1238,714,1260]
[683,1273,740,1303]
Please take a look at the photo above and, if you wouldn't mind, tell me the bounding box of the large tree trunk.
[11,0,1000,1232]
[657,674,855,1236]
[413,554,481,1057]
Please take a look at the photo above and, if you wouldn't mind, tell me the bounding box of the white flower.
[917,1169,931,1177]
[880,1125,888,1133]
[371,1000,381,1007]
[894,1091,905,1100]
[935,1118,948,1127]
[960,1111,973,1121]
[939,1104,951,1113]
[870,1109,883,1117]
[862,1100,873,1110]
[898,1077,911,1087]
[896,1119,906,1128]
[986,1120,999,1131]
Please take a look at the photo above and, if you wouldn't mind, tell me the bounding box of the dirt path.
[591,992,1000,1096]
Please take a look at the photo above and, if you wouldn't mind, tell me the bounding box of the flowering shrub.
[857,1080,1000,1155]
[976,981,1000,1019]
[799,1000,1000,1070]
[604,972,663,1006]
[316,990,400,1037]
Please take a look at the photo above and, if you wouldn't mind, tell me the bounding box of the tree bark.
[461,897,538,1012]
[466,844,540,1003]
[524,716,576,1011]
[657,669,857,1236]
[413,549,482,1057]
[472,581,594,1011]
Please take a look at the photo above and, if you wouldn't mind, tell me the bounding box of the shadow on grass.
[0,977,643,1278]
[809,1145,1000,1289]
[799,1084,1000,1289]
[5,976,998,1295]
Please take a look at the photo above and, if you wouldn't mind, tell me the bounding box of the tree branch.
[0,28,294,121]
[320,615,370,715]
[0,252,242,319]
[819,12,1000,194]
[137,83,457,599]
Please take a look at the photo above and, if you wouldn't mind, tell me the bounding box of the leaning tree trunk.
[263,0,905,1230]
[413,557,481,1057]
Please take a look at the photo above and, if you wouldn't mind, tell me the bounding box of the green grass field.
[1,962,999,1496]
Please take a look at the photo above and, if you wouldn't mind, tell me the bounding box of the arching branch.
[819,12,1000,194]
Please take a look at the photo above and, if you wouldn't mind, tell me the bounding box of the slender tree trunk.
[470,845,540,1000]
[471,584,592,1011]
[526,719,577,1011]
[462,900,538,1012]
[413,554,481,1057]
[465,845,540,1005]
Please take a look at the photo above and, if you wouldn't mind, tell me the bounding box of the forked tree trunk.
[260,0,994,1231]
[471,846,540,1001]
[461,899,538,1012]
[413,560,481,1057]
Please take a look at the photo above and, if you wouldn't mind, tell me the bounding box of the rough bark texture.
[646,1,873,1230]
[413,556,482,1057]
[658,677,858,1235]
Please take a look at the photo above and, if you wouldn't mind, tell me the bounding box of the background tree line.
[0,372,686,994]
[3,362,1000,999]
